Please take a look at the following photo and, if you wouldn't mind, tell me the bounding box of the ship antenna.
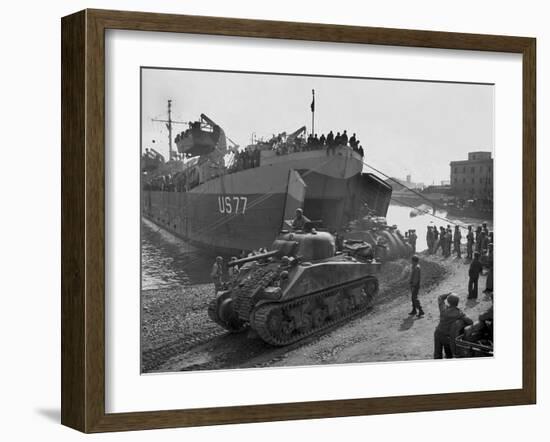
[167,100,172,160]
[310,89,315,136]
[151,100,187,161]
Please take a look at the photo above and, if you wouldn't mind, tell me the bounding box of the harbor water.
[385,204,493,253]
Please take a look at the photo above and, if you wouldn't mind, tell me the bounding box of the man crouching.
[434,293,473,359]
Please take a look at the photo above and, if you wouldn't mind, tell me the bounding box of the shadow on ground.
[35,408,60,423]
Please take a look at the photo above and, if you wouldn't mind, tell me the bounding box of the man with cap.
[291,208,310,230]
[408,255,424,318]
[434,293,473,358]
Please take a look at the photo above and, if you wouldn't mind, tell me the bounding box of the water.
[141,218,214,290]
[141,204,493,290]
[385,204,493,252]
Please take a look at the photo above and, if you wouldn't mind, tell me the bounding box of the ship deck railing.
[143,144,364,193]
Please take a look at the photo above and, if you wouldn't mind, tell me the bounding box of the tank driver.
[291,208,310,231]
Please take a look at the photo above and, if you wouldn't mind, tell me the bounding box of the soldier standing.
[349,133,357,149]
[426,226,434,254]
[466,225,474,259]
[468,252,483,299]
[432,226,439,254]
[484,244,494,294]
[475,225,483,252]
[480,230,489,254]
[334,132,342,146]
[453,225,462,258]
[408,229,418,254]
[408,255,424,318]
[439,227,447,257]
[440,226,447,255]
[210,256,224,293]
[227,256,240,281]
[341,130,348,146]
[446,227,453,257]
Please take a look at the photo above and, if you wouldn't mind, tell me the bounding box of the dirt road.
[141,254,493,373]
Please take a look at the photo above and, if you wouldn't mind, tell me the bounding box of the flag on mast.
[310,89,315,112]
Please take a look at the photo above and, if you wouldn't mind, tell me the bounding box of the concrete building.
[450,151,493,198]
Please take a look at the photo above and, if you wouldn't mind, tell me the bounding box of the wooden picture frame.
[61,9,536,433]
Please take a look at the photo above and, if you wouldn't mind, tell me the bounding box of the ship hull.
[142,148,392,254]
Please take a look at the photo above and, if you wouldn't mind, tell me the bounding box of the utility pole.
[310,89,315,136]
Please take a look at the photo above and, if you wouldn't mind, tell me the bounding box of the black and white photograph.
[140,67,494,373]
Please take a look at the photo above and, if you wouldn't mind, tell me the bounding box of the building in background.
[450,151,493,199]
[385,175,425,191]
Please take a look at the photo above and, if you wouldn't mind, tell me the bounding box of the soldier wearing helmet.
[291,208,310,231]
[434,293,473,359]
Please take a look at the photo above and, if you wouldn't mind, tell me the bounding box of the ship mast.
[151,100,187,161]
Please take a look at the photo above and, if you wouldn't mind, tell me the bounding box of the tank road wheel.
[363,278,379,307]
[207,298,223,326]
[330,303,342,320]
[266,309,284,335]
[280,318,294,339]
[299,312,313,333]
[311,307,327,329]
[208,297,246,332]
[341,297,352,314]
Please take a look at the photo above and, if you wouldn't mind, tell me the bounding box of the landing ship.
[141,106,408,257]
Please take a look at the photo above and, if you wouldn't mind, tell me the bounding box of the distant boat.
[445,199,493,220]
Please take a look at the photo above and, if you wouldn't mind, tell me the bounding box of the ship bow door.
[282,169,307,228]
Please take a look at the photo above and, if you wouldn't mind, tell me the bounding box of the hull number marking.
[218,196,248,214]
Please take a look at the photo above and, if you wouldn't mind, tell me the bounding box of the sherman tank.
[341,213,413,261]
[208,228,381,346]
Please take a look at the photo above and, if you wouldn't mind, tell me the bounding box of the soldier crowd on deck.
[271,130,365,157]
[227,146,261,173]
[226,129,365,173]
[143,128,367,189]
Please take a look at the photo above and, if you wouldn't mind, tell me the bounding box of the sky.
[141,68,494,185]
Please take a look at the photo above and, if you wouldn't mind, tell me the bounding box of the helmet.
[446,293,459,307]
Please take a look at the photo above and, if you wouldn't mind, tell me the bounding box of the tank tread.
[251,276,378,346]
[207,298,227,329]
[208,297,247,333]
[233,266,282,320]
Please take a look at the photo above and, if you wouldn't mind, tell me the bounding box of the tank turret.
[208,230,380,345]
[342,215,413,261]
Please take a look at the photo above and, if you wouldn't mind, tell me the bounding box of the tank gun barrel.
[228,250,279,267]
